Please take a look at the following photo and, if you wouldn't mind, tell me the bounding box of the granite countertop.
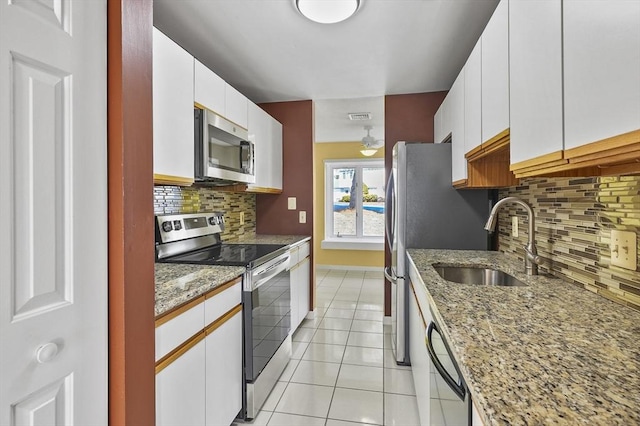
[155,264,245,317]
[407,249,640,426]
[233,234,311,246]
[155,236,310,317]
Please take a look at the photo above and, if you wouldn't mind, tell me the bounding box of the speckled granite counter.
[407,249,640,426]
[155,264,245,317]
[233,234,311,246]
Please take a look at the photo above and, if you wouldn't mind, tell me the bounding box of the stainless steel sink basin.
[433,266,527,287]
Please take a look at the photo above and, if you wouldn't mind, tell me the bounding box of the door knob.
[35,342,59,364]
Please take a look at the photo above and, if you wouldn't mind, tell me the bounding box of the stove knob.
[162,221,173,232]
[208,216,217,226]
[173,220,182,231]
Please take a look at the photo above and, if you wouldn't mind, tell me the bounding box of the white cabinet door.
[153,28,194,181]
[409,282,430,425]
[194,59,225,116]
[290,263,301,331]
[247,103,283,192]
[563,0,640,149]
[434,104,443,144]
[268,115,284,191]
[156,301,205,361]
[299,257,311,322]
[509,0,563,165]
[450,71,467,183]
[156,338,207,426]
[225,84,249,129]
[205,309,243,426]
[439,95,452,143]
[464,39,482,154]
[481,0,510,142]
[472,400,486,426]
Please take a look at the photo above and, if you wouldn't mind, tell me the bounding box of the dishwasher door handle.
[426,322,466,401]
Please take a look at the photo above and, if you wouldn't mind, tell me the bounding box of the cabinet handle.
[35,342,59,364]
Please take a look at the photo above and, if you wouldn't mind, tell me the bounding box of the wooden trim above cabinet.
[153,173,194,186]
[465,144,484,161]
[452,178,468,189]
[481,128,511,156]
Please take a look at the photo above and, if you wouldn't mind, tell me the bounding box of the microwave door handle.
[426,322,466,401]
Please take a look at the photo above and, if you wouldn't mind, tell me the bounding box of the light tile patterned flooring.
[239,268,420,426]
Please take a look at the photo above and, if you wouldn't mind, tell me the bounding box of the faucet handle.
[524,246,543,265]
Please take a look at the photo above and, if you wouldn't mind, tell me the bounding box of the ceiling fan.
[360,125,384,156]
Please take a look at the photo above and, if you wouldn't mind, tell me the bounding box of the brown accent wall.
[383,92,448,315]
[108,0,155,424]
[256,101,315,310]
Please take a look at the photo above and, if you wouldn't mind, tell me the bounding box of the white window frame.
[322,159,384,251]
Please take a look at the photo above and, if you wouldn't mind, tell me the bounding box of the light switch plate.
[299,211,306,224]
[610,230,637,270]
[512,216,519,237]
[288,197,297,210]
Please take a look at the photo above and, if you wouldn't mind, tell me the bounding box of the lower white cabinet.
[290,242,311,331]
[156,338,207,426]
[409,278,431,424]
[472,401,486,426]
[155,279,243,426]
[205,309,243,426]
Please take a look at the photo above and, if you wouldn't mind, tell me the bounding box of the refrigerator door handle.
[384,266,398,284]
[385,171,395,252]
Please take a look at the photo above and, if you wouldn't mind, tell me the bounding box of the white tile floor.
[237,268,420,426]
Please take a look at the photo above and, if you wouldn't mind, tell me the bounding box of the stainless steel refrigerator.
[384,142,491,365]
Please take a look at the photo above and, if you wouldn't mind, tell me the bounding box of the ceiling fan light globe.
[296,0,360,24]
[360,148,378,157]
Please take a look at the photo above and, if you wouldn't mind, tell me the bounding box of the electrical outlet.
[299,211,306,224]
[288,197,297,210]
[610,230,637,270]
[239,211,245,225]
[512,216,519,237]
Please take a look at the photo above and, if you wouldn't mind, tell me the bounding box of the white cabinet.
[205,308,243,426]
[194,59,225,116]
[409,280,430,424]
[152,28,195,184]
[450,71,467,183]
[290,242,311,332]
[225,84,249,129]
[563,0,640,150]
[247,102,283,192]
[155,278,243,426]
[509,0,563,165]
[472,401,486,426]
[481,0,509,143]
[435,95,452,144]
[156,338,207,426]
[464,39,482,154]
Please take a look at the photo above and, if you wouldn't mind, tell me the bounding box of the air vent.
[348,112,372,121]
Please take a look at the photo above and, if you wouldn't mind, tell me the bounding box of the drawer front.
[204,280,242,326]
[289,246,300,265]
[156,300,205,361]
[298,241,310,260]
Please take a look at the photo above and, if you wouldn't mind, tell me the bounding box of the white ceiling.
[153,0,499,139]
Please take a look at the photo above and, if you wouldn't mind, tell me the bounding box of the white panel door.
[481,0,510,142]
[509,0,563,164]
[563,0,640,149]
[0,0,108,424]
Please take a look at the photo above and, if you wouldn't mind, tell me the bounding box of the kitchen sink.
[433,266,527,287]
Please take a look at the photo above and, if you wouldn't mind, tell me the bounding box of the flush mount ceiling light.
[296,0,361,24]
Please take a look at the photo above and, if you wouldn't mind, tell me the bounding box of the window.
[323,159,385,250]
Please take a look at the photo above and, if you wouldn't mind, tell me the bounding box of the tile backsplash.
[154,185,256,242]
[498,176,640,312]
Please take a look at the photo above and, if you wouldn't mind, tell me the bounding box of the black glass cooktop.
[161,243,287,267]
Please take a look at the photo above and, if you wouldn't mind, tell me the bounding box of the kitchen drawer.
[155,298,205,361]
[298,241,310,260]
[289,246,300,265]
[204,278,242,326]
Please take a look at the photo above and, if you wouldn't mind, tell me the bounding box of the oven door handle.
[426,322,466,401]
[251,256,289,290]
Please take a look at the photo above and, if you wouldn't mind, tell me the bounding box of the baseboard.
[316,264,384,272]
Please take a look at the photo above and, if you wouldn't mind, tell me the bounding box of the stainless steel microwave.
[194,108,255,185]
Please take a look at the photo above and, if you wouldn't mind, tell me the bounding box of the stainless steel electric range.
[155,212,292,420]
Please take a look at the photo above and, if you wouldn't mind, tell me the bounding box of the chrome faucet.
[484,197,542,275]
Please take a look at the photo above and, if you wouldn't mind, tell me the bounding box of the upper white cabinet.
[509,0,563,166]
[225,84,249,129]
[481,0,509,143]
[464,39,482,154]
[450,71,467,184]
[434,95,452,144]
[153,28,194,185]
[194,59,225,116]
[247,102,283,192]
[563,0,640,150]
